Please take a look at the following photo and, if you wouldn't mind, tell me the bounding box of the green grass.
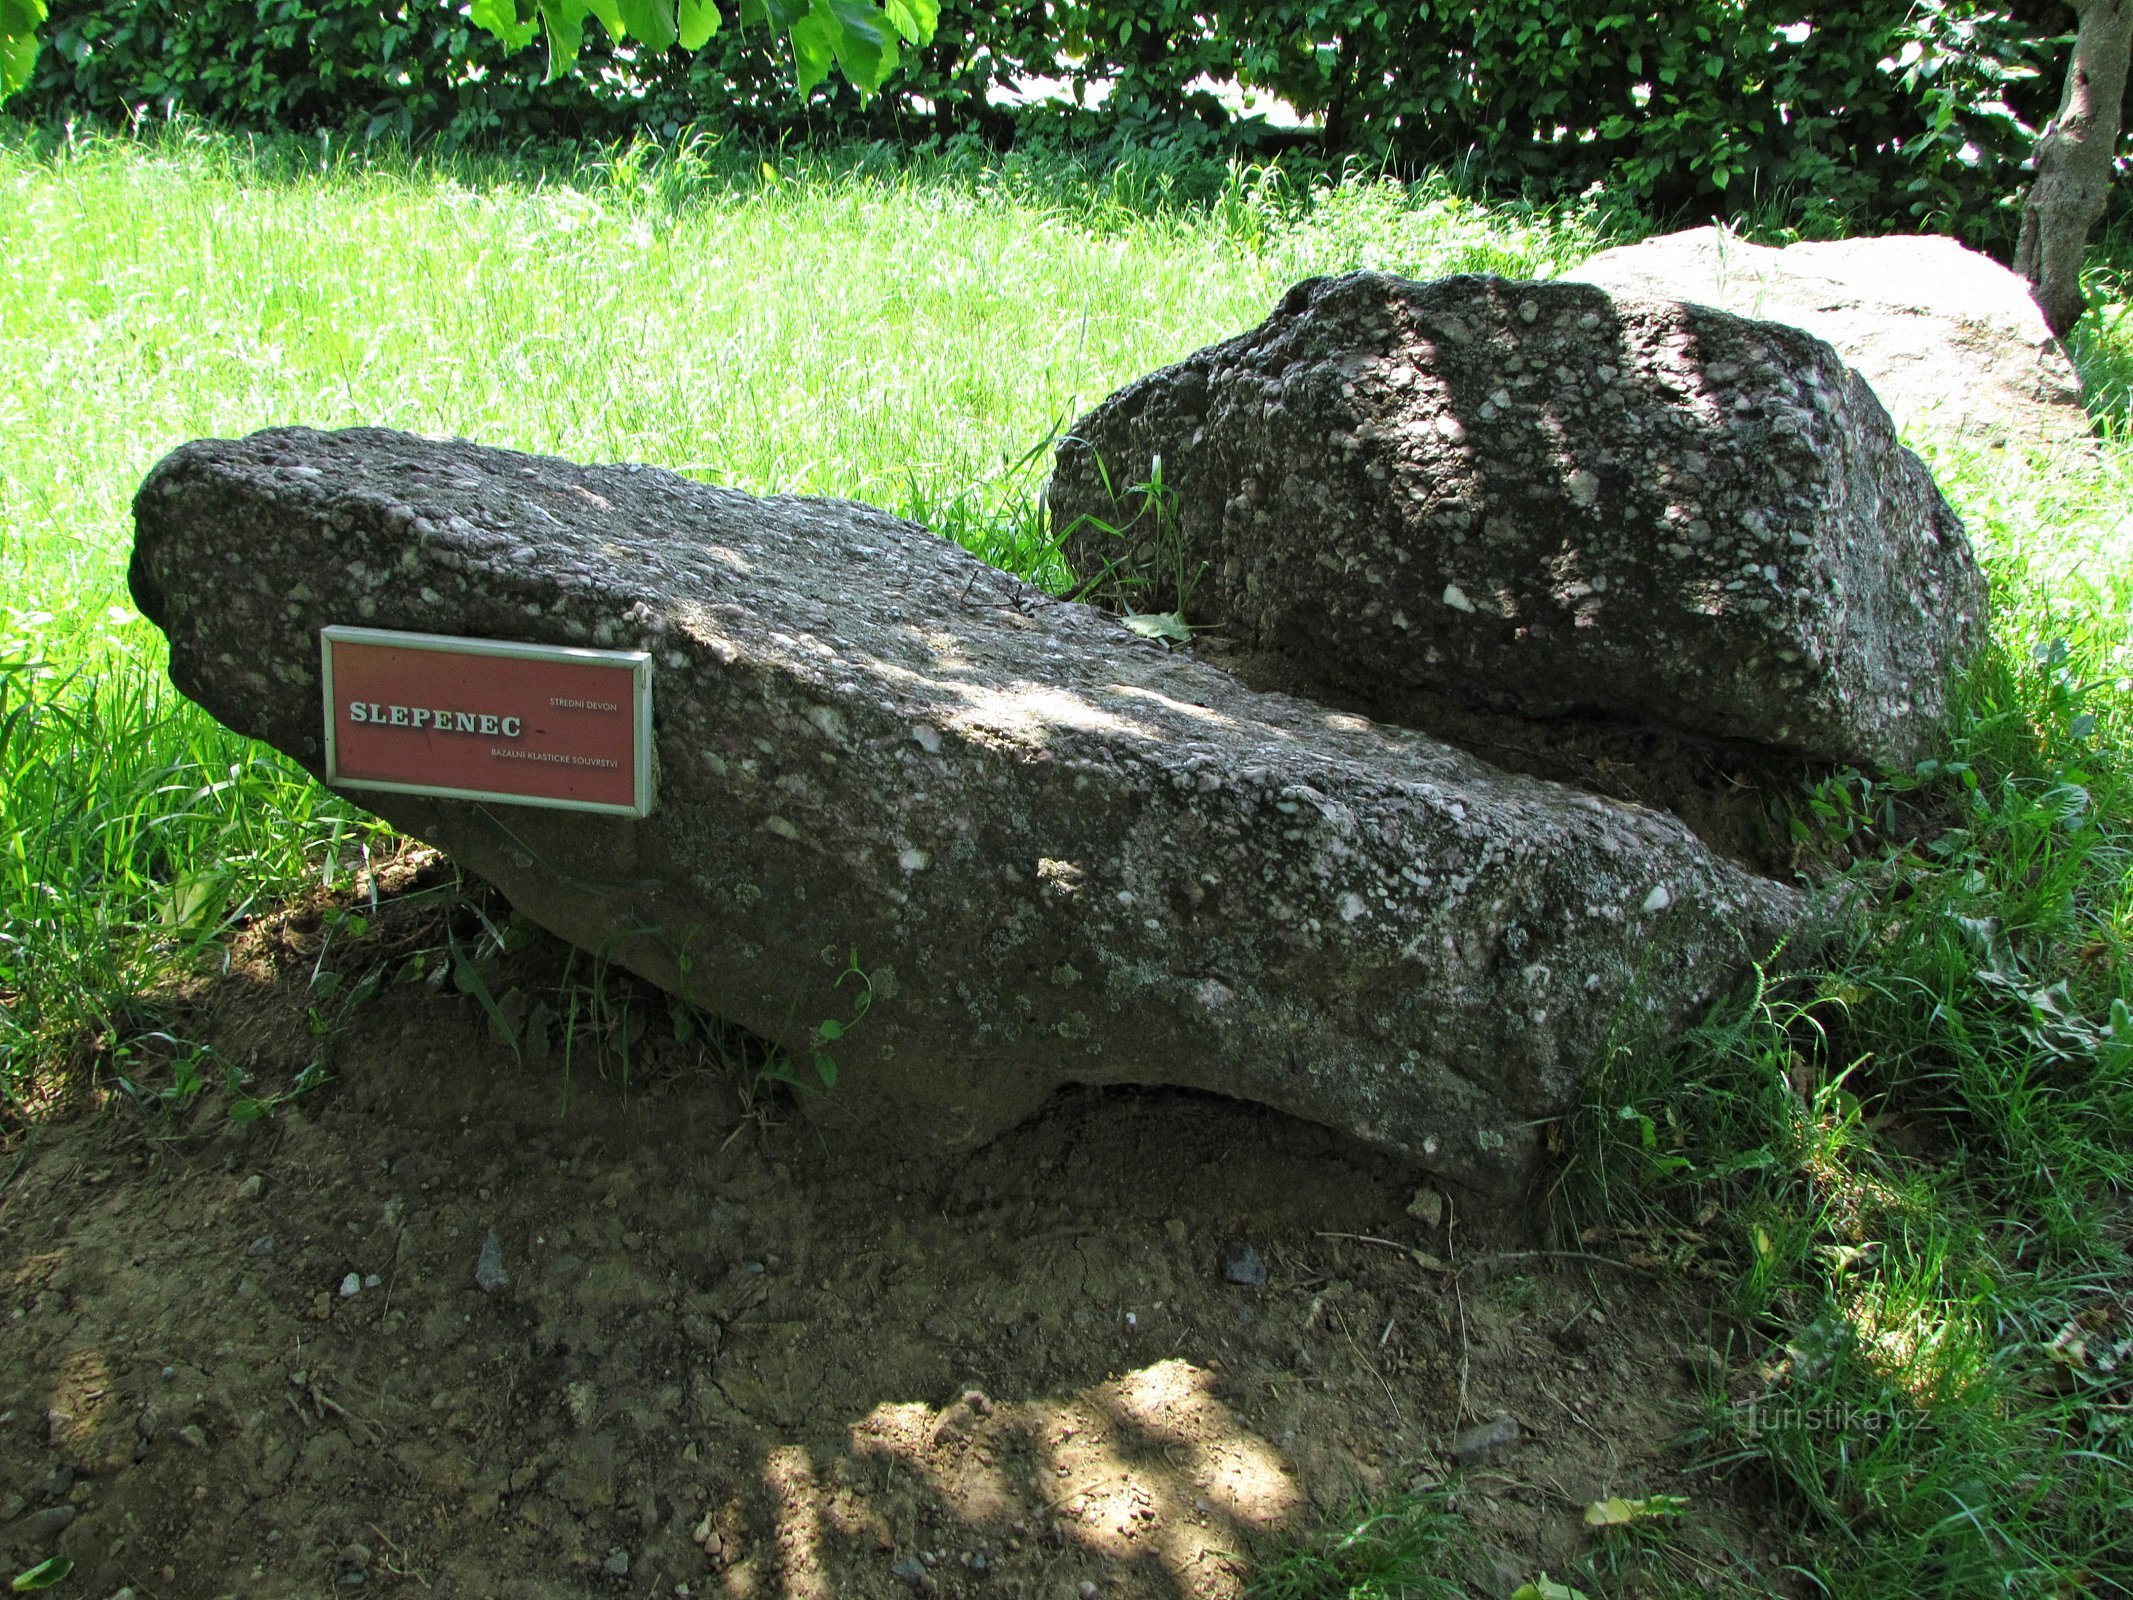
[1560,438,2133,1592]
[1249,1487,1492,1600]
[5,120,2133,1599]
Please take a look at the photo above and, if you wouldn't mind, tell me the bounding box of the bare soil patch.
[3,858,1778,1598]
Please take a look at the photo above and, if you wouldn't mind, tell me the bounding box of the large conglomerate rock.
[1050,272,1987,771]
[132,428,1804,1195]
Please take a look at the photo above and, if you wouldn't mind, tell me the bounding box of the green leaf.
[817,1018,844,1041]
[785,7,835,92]
[878,0,936,44]
[817,0,898,94]
[468,0,539,48]
[811,1050,838,1089]
[159,868,225,932]
[677,0,722,48]
[1585,1493,1688,1526]
[451,951,522,1063]
[583,0,626,40]
[535,0,587,78]
[0,28,34,96]
[1122,612,1192,643]
[617,0,677,51]
[12,1558,74,1593]
[1510,1581,1589,1600]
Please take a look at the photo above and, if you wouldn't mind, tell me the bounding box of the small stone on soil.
[603,1550,631,1577]
[1449,1412,1520,1464]
[236,1173,265,1201]
[248,1234,276,1257]
[890,1554,929,1589]
[1219,1238,1268,1287]
[16,1502,77,1547]
[338,1272,362,1298]
[475,1228,511,1293]
[177,1424,208,1450]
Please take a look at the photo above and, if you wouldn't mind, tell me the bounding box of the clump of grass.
[1561,407,2133,1594]
[0,644,387,1114]
[1248,1486,1492,1600]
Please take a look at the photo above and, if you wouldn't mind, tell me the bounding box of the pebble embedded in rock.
[1219,1239,1268,1288]
[475,1228,510,1294]
[1449,1412,1521,1465]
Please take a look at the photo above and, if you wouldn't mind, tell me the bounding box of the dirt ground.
[2,851,1781,1599]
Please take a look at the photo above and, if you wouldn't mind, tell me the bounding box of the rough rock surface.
[1569,228,2091,448]
[132,428,1803,1195]
[1050,272,1986,770]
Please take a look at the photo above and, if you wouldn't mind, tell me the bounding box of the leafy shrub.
[1194,0,2085,246]
[13,1,2126,247]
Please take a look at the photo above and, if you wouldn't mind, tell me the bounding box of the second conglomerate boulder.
[131,428,1804,1195]
[1050,272,1988,771]
[1569,228,2091,449]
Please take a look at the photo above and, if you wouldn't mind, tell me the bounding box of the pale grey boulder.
[1050,272,1987,771]
[132,428,1803,1195]
[1569,228,2091,449]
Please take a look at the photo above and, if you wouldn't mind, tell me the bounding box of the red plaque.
[321,626,653,817]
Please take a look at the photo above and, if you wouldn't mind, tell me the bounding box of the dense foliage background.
[12,1,2130,247]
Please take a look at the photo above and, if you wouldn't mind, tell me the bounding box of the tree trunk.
[2015,0,2133,338]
